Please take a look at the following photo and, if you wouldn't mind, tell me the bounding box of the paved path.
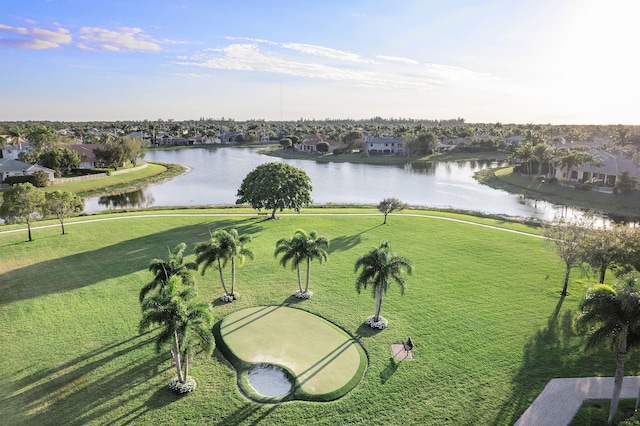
[515,376,640,426]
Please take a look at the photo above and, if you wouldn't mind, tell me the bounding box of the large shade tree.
[543,213,594,296]
[195,228,253,302]
[0,182,45,242]
[573,274,640,425]
[139,275,213,393]
[43,190,84,235]
[139,242,197,303]
[354,240,413,329]
[236,162,312,219]
[274,229,329,298]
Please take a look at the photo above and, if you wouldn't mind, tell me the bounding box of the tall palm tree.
[139,276,213,391]
[195,229,253,302]
[274,229,329,298]
[218,229,254,296]
[354,241,413,329]
[573,274,640,425]
[139,243,197,303]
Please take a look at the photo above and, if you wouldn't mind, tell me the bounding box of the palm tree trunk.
[374,287,383,322]
[217,259,229,295]
[608,328,627,425]
[304,258,311,292]
[183,349,190,383]
[296,265,302,292]
[230,259,236,295]
[173,331,184,383]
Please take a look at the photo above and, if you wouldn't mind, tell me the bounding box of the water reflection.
[98,190,155,209]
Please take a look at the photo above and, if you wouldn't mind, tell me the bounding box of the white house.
[299,134,347,153]
[551,149,640,187]
[1,142,32,160]
[188,135,220,145]
[0,158,55,183]
[364,137,405,155]
[68,144,109,169]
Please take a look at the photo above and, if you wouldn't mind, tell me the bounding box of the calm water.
[83,147,574,221]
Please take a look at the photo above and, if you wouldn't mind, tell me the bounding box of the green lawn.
[0,208,632,425]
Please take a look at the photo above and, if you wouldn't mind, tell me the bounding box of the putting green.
[215,306,367,402]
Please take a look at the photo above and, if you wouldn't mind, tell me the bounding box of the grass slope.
[0,208,631,425]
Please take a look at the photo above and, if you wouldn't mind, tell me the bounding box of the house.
[364,137,405,155]
[435,141,456,154]
[221,132,245,143]
[504,136,526,146]
[551,149,640,187]
[1,141,32,160]
[299,134,347,153]
[0,158,55,183]
[188,135,220,145]
[68,144,109,168]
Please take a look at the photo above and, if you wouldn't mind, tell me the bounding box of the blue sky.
[1,0,639,124]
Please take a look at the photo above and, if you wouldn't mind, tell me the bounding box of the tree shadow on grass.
[281,294,307,305]
[354,322,384,339]
[0,218,265,306]
[490,296,640,425]
[327,224,384,254]
[3,333,171,426]
[380,357,400,384]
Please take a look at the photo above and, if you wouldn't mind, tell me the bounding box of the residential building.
[0,158,55,183]
[364,137,405,155]
[299,134,347,153]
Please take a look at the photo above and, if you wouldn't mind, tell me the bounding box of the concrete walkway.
[515,376,640,426]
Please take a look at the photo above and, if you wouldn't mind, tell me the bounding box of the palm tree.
[274,229,329,298]
[195,229,253,302]
[573,274,640,425]
[354,241,413,329]
[139,243,197,303]
[139,275,213,392]
[218,229,254,296]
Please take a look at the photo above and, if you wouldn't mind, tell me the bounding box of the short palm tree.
[139,243,197,303]
[573,273,640,425]
[139,275,213,393]
[195,229,253,302]
[274,229,329,298]
[354,240,413,329]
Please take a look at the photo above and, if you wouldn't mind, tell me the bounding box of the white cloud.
[225,36,278,45]
[0,23,71,49]
[282,43,378,64]
[77,27,162,52]
[376,54,419,65]
[175,43,440,90]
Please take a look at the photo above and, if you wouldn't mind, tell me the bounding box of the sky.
[1,0,639,124]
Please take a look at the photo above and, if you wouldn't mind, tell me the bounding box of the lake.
[83,147,574,221]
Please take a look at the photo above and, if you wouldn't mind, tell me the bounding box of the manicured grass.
[570,399,637,425]
[0,208,633,425]
[45,162,186,197]
[216,306,367,402]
